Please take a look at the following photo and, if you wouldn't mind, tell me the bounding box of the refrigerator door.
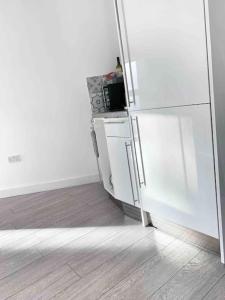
[117,0,210,110]
[131,104,218,238]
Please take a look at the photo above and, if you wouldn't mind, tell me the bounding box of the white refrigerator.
[115,0,219,238]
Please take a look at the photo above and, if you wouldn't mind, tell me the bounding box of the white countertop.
[92,110,128,119]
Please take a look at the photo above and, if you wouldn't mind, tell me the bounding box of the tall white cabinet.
[115,0,225,263]
[117,0,210,110]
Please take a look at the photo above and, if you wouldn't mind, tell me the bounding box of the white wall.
[0,0,120,197]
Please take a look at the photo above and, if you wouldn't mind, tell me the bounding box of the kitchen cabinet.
[115,0,210,110]
[93,119,113,195]
[104,118,138,206]
[131,105,218,238]
[94,117,138,207]
[106,136,138,206]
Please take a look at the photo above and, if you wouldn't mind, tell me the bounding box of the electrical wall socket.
[8,155,22,163]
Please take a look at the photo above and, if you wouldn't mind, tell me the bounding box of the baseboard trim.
[0,174,100,199]
[150,214,220,254]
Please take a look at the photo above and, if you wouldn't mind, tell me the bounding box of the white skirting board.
[0,174,100,199]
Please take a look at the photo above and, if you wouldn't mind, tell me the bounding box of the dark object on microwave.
[103,82,126,111]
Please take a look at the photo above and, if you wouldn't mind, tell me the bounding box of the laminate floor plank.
[6,204,124,258]
[38,217,137,258]
[53,230,173,300]
[101,239,200,300]
[0,248,42,280]
[45,199,121,230]
[0,217,135,298]
[4,182,100,213]
[0,228,37,248]
[0,182,223,300]
[68,224,154,277]
[11,191,73,214]
[0,210,17,229]
[0,226,92,260]
[8,264,80,300]
[0,190,64,213]
[29,194,114,229]
[10,195,90,229]
[151,250,225,300]
[203,274,225,299]
[0,185,83,212]
[12,183,109,216]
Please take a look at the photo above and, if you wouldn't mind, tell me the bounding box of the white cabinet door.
[107,137,138,206]
[93,119,113,195]
[131,104,218,238]
[116,0,210,109]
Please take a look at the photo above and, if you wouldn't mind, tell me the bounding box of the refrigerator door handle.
[131,117,146,187]
[125,141,138,205]
[135,116,146,186]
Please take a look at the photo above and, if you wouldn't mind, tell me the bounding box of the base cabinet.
[131,104,219,238]
[94,118,138,207]
[106,137,138,206]
[93,119,113,195]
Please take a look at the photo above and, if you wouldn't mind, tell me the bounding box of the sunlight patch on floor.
[0,224,146,252]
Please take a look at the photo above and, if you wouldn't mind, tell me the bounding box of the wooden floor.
[0,182,224,299]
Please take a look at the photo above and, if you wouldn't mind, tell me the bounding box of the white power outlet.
[8,155,22,163]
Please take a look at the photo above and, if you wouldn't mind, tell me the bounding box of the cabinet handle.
[125,142,138,205]
[114,0,135,106]
[131,117,146,187]
[105,121,126,124]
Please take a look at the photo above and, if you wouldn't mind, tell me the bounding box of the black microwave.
[103,82,126,111]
